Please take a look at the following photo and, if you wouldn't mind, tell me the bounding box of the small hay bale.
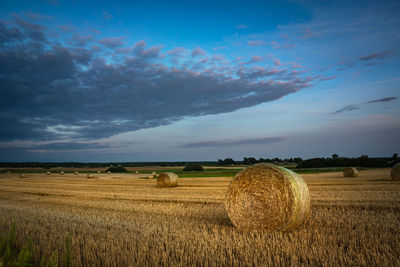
[46,171,51,175]
[157,172,178,188]
[225,163,310,231]
[391,163,400,180]
[19,174,25,178]
[6,171,11,174]
[97,171,101,174]
[60,171,64,175]
[135,171,139,174]
[343,167,358,177]
[74,171,79,175]
[148,175,154,179]
[87,174,94,178]
[152,172,156,175]
[107,171,111,174]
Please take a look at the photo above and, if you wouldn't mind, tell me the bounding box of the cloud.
[238,55,263,65]
[102,10,113,20]
[181,137,287,148]
[247,40,266,47]
[69,33,93,46]
[366,96,397,104]
[98,36,124,48]
[330,96,397,114]
[236,24,247,29]
[329,105,360,114]
[191,47,206,57]
[359,50,396,61]
[0,18,313,143]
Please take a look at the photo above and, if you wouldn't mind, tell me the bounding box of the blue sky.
[0,0,399,161]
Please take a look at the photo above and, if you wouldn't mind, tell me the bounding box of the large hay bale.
[343,167,358,177]
[74,171,79,175]
[391,163,400,180]
[46,171,51,175]
[225,163,310,231]
[157,172,178,188]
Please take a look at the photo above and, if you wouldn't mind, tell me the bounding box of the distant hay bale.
[74,171,79,175]
[391,163,400,180]
[343,167,358,177]
[107,171,111,174]
[97,171,101,174]
[19,174,25,178]
[87,174,94,178]
[148,175,154,179]
[46,171,51,175]
[152,172,156,175]
[225,163,310,231]
[157,172,178,188]
[135,171,139,174]
[60,171,64,175]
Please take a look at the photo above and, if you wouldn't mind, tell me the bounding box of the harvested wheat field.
[0,169,399,266]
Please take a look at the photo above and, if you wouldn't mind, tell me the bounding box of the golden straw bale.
[148,175,154,179]
[135,171,139,174]
[107,171,111,174]
[391,163,400,180]
[225,163,310,231]
[46,171,51,175]
[343,167,358,177]
[74,171,79,175]
[19,174,25,178]
[60,171,64,175]
[157,172,178,188]
[87,174,94,179]
[97,171,101,174]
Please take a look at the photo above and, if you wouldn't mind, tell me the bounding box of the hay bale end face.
[87,174,94,178]
[60,171,64,175]
[19,174,25,178]
[225,163,310,231]
[97,171,101,174]
[391,163,400,180]
[343,167,358,177]
[157,172,178,188]
[46,171,51,175]
[135,171,139,174]
[74,171,79,175]
[107,171,111,174]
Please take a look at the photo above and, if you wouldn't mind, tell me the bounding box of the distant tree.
[106,166,127,172]
[183,163,203,171]
[332,154,339,159]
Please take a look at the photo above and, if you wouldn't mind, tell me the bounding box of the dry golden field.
[0,169,399,266]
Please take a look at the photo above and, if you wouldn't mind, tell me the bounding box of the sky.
[0,0,399,162]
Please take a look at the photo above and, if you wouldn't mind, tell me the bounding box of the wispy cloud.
[359,50,396,61]
[330,96,397,114]
[247,40,266,47]
[191,47,206,57]
[236,24,247,29]
[98,36,125,48]
[181,137,287,148]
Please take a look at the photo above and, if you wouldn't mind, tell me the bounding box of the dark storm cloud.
[182,137,287,148]
[329,105,360,114]
[0,18,314,142]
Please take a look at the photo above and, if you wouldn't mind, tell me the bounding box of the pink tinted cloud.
[247,40,266,47]
[191,47,206,57]
[238,55,263,66]
[98,36,125,48]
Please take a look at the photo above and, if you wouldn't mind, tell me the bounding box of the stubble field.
[0,169,399,266]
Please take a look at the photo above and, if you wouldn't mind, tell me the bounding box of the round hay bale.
[152,172,156,175]
[343,167,358,177]
[46,171,51,175]
[225,163,310,231]
[135,171,139,174]
[60,171,64,175]
[391,163,400,180]
[97,171,101,174]
[19,174,25,178]
[157,172,178,188]
[87,174,94,178]
[107,171,111,174]
[148,175,154,179]
[74,171,79,175]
